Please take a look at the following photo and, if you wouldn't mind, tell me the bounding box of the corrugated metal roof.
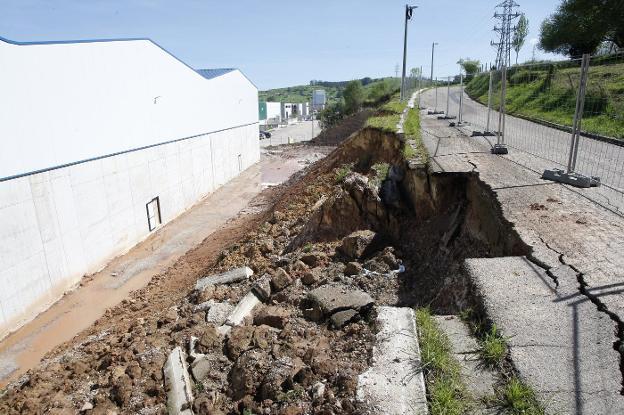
[196,68,237,80]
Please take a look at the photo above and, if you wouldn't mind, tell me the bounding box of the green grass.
[403,108,428,162]
[335,163,354,183]
[479,324,508,368]
[366,113,401,133]
[380,99,407,114]
[415,308,472,415]
[370,162,390,187]
[466,61,624,139]
[496,377,544,414]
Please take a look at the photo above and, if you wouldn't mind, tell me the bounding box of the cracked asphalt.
[419,106,624,414]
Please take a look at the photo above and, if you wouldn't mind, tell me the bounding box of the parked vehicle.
[259,131,272,139]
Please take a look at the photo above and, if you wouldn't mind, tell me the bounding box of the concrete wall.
[0,37,260,339]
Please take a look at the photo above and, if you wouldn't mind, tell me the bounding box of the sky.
[0,0,563,90]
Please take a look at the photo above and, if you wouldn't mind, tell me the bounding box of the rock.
[254,306,291,329]
[198,326,222,353]
[229,350,272,400]
[259,238,275,254]
[271,268,292,292]
[344,262,363,276]
[225,291,262,327]
[380,247,399,269]
[206,302,235,325]
[259,356,304,400]
[307,284,374,318]
[300,252,326,268]
[195,266,253,291]
[252,325,274,349]
[302,268,322,286]
[338,230,378,259]
[252,274,272,302]
[311,382,326,401]
[190,356,211,381]
[163,347,194,415]
[80,401,94,412]
[290,260,309,272]
[226,326,255,360]
[164,308,179,323]
[330,309,360,328]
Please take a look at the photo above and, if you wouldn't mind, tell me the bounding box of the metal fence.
[435,53,624,195]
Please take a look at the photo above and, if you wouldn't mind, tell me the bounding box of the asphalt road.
[421,87,624,195]
[260,120,321,147]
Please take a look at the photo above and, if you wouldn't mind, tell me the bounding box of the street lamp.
[400,4,418,101]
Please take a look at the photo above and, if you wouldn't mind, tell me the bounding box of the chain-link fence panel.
[573,53,624,194]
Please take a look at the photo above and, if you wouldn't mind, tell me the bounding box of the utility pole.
[400,4,417,101]
[395,63,400,78]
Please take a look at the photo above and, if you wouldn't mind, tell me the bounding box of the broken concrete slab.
[163,346,194,415]
[330,309,359,328]
[224,291,262,327]
[307,283,374,318]
[465,256,624,414]
[205,302,235,325]
[357,306,428,414]
[194,266,253,291]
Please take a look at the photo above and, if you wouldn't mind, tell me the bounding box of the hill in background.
[259,77,400,104]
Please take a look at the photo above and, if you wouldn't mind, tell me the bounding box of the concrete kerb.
[194,266,253,291]
[163,346,194,415]
[357,306,428,414]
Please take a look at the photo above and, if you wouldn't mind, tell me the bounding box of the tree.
[512,14,529,64]
[539,0,624,57]
[458,58,480,79]
[343,80,364,114]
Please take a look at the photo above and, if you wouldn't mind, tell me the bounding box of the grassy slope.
[466,61,624,139]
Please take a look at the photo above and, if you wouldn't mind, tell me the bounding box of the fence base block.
[490,144,509,154]
[437,115,456,120]
[428,110,445,115]
[542,169,601,188]
[471,131,498,137]
[450,121,470,127]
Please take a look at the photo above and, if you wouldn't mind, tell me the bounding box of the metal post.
[434,77,439,112]
[400,4,409,101]
[486,70,493,133]
[567,54,590,173]
[446,76,451,115]
[430,42,436,90]
[417,65,422,109]
[458,73,464,123]
[491,65,509,154]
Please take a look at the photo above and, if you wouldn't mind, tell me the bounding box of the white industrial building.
[0,35,259,339]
